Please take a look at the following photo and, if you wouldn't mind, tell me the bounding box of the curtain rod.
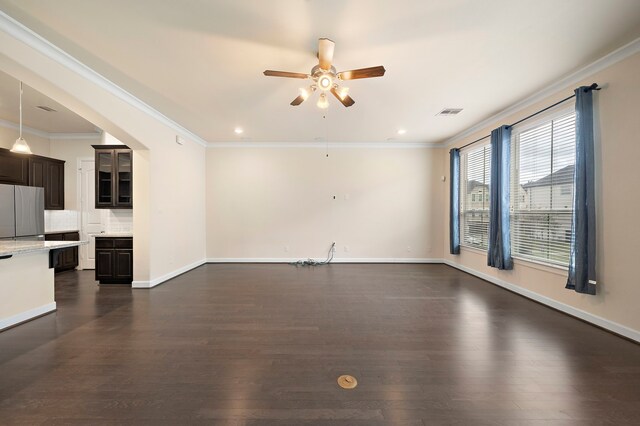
[455,83,600,151]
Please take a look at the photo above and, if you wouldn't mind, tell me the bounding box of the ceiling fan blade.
[338,66,386,80]
[330,87,355,107]
[318,38,335,70]
[263,70,309,79]
[290,94,306,106]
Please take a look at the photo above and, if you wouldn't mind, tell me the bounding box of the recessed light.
[397,129,407,135]
[234,127,243,134]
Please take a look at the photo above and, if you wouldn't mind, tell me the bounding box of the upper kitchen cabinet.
[0,147,65,210]
[28,156,65,210]
[93,145,133,209]
[0,147,29,186]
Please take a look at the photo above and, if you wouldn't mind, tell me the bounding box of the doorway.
[78,158,106,270]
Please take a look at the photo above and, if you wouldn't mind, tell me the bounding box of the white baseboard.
[0,302,56,331]
[132,259,206,289]
[206,257,444,264]
[443,259,640,343]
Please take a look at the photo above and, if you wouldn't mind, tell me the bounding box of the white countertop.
[0,240,87,257]
[95,233,133,238]
[44,230,79,235]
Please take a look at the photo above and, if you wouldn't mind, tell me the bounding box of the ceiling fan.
[263,38,386,109]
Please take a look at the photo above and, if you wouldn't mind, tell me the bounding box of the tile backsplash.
[45,209,133,234]
[104,210,133,233]
[44,210,79,232]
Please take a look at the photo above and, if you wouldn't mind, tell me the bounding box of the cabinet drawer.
[95,238,115,248]
[45,233,64,241]
[114,238,133,249]
[63,232,80,241]
[96,237,132,249]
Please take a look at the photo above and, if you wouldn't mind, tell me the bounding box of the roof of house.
[522,164,575,189]
[466,180,488,193]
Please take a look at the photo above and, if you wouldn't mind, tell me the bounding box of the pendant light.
[10,81,32,155]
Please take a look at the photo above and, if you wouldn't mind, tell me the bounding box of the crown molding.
[207,141,441,149]
[0,11,209,148]
[0,117,49,138]
[49,132,101,140]
[0,118,101,140]
[443,36,640,147]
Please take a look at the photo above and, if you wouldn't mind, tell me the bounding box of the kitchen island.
[0,240,86,331]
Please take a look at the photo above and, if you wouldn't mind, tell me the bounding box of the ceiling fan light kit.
[264,38,385,109]
[317,93,329,109]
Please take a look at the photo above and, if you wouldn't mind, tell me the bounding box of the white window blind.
[510,111,576,267]
[460,144,491,250]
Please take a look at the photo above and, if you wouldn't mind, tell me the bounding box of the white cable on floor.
[289,242,335,267]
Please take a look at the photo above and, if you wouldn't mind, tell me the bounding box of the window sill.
[512,255,568,276]
[460,245,487,255]
[459,247,567,276]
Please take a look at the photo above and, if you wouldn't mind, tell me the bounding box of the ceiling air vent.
[437,108,463,116]
[36,105,57,112]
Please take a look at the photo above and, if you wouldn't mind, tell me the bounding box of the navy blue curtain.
[449,149,460,254]
[487,125,513,270]
[566,87,597,295]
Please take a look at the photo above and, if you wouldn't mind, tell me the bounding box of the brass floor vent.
[337,375,358,389]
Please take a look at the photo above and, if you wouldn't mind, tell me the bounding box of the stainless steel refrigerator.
[0,183,45,240]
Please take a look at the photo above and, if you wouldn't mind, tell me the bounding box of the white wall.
[443,51,640,338]
[207,146,444,261]
[48,136,97,210]
[0,124,50,156]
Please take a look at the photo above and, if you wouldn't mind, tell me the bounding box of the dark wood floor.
[0,264,639,425]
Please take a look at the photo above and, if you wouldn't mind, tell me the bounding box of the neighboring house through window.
[510,109,576,267]
[460,144,491,250]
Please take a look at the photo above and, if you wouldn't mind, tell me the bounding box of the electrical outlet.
[344,245,349,253]
[407,246,412,252]
[284,245,290,253]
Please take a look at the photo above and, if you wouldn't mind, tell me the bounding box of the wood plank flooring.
[0,263,639,425]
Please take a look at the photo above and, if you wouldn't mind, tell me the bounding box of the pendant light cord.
[18,81,23,139]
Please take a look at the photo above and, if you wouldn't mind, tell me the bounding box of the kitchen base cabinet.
[95,237,133,284]
[45,231,79,273]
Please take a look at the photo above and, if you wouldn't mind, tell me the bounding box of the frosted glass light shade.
[11,137,33,154]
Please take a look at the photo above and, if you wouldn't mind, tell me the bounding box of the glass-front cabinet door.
[96,151,114,207]
[93,145,133,209]
[115,150,132,208]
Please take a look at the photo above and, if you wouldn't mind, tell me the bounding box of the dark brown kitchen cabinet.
[93,145,132,209]
[45,231,79,273]
[29,157,65,210]
[0,147,65,210]
[0,148,29,186]
[95,237,133,284]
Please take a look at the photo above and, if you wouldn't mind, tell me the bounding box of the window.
[460,144,491,250]
[510,110,576,267]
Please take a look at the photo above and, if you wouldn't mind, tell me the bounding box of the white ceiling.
[0,69,98,134]
[0,0,639,143]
